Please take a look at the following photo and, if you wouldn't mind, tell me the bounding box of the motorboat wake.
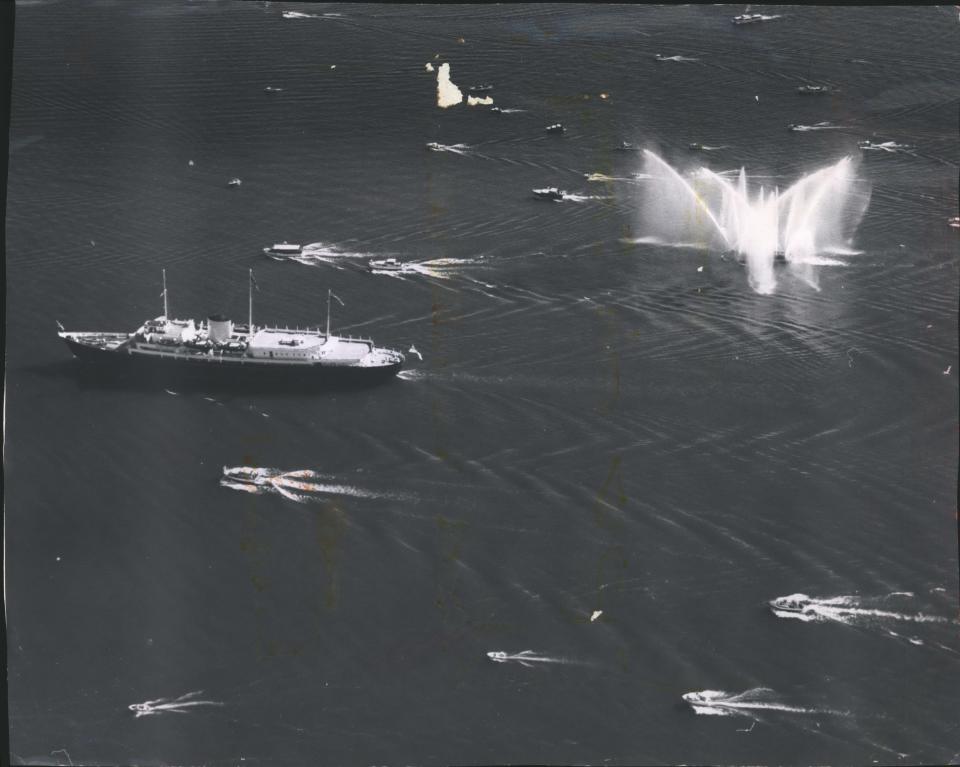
[129,691,223,718]
[682,688,846,717]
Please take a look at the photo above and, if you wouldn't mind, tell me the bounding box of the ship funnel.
[208,314,233,344]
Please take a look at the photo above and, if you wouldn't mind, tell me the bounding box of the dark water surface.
[5,3,959,765]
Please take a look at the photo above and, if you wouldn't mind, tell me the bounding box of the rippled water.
[5,3,959,766]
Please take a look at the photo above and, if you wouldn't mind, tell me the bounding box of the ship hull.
[61,337,403,391]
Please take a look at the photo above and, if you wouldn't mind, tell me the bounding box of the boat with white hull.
[58,270,404,390]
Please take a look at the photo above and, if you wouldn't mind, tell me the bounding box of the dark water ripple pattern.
[5,3,959,766]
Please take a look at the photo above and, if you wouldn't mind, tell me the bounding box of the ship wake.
[221,466,404,502]
[683,687,848,718]
[270,242,381,266]
[770,592,952,625]
[370,257,480,280]
[129,690,223,718]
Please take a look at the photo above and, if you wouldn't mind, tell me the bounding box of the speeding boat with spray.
[263,242,303,258]
[57,270,405,388]
[368,258,405,272]
[532,187,566,201]
[769,594,814,614]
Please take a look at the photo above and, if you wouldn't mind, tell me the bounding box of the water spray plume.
[642,150,731,247]
[639,151,870,294]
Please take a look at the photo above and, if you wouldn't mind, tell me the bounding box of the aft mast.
[326,288,332,339]
[162,268,169,319]
[325,289,344,340]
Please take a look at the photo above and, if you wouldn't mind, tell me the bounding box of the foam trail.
[622,236,710,251]
[271,242,381,266]
[859,140,911,153]
[585,173,640,182]
[129,690,224,718]
[370,258,478,281]
[683,688,847,717]
[770,593,951,624]
[426,142,471,155]
[221,466,404,502]
[563,193,614,202]
[789,121,846,131]
[487,650,581,667]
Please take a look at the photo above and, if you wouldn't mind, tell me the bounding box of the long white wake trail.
[770,593,951,625]
[221,466,402,502]
[683,688,848,718]
[487,650,583,668]
[129,690,224,718]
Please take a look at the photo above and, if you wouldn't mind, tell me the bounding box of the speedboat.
[797,84,831,95]
[948,216,960,229]
[688,142,705,151]
[682,691,720,706]
[532,187,566,201]
[264,86,284,93]
[617,141,635,151]
[545,123,565,134]
[770,594,812,613]
[468,84,493,93]
[490,106,503,113]
[426,142,444,151]
[263,242,303,258]
[368,258,404,272]
[228,177,242,187]
[732,13,764,24]
[859,140,905,152]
